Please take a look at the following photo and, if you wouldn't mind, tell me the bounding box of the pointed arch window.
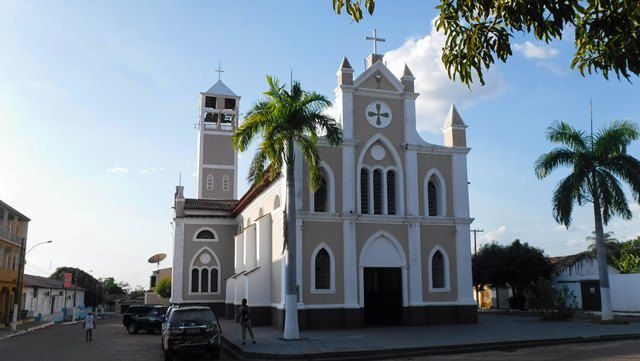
[428,181,438,216]
[222,175,230,191]
[386,170,396,215]
[314,249,331,289]
[207,174,214,191]
[191,269,199,293]
[360,169,369,214]
[200,268,209,292]
[373,169,383,214]
[273,195,281,209]
[189,247,221,294]
[314,175,328,212]
[311,244,335,293]
[431,251,445,288]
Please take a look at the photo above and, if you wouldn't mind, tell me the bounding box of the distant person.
[236,298,256,345]
[84,311,96,342]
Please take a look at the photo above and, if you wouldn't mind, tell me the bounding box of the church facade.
[170,51,477,329]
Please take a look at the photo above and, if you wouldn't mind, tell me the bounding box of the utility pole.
[470,229,484,307]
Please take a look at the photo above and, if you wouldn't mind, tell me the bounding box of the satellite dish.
[148,253,167,271]
[148,253,167,264]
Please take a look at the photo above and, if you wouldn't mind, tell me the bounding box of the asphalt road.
[0,316,235,361]
[2,317,640,361]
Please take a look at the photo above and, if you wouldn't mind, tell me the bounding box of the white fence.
[610,274,640,312]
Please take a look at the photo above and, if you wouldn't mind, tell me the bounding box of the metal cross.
[215,61,224,81]
[367,103,389,126]
[365,29,386,54]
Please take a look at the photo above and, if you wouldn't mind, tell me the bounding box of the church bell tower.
[196,71,240,200]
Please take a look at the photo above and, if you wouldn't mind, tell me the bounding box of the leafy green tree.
[473,240,553,309]
[331,0,640,86]
[535,120,640,320]
[100,277,130,295]
[586,231,622,262]
[154,278,171,299]
[612,253,640,274]
[232,75,342,339]
[50,267,103,307]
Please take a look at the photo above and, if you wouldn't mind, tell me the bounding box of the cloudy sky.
[1,1,639,288]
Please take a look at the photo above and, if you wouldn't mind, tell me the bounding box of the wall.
[610,274,640,312]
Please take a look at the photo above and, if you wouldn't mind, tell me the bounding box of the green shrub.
[529,281,577,321]
[154,278,171,299]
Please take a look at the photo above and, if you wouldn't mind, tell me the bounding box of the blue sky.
[1,1,639,288]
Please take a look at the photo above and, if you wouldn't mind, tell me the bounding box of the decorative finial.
[365,29,386,54]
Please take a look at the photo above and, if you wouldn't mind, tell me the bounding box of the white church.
[170,45,477,329]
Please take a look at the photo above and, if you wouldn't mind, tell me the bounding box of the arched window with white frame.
[425,169,447,217]
[386,170,396,215]
[189,247,221,294]
[372,169,383,214]
[311,243,335,293]
[428,246,450,292]
[206,174,214,191]
[193,227,217,242]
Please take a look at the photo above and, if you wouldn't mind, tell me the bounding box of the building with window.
[0,200,29,326]
[170,48,476,329]
[21,274,86,322]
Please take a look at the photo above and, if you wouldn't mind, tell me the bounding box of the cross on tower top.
[365,29,386,54]
[215,61,224,81]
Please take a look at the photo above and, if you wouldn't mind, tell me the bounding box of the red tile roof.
[184,199,238,212]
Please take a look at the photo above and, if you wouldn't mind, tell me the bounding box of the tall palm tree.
[232,75,342,339]
[535,120,640,321]
[586,231,621,262]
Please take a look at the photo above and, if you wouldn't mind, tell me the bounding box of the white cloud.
[107,166,129,174]
[140,167,164,175]
[566,238,586,246]
[478,225,508,244]
[513,41,559,59]
[383,19,507,133]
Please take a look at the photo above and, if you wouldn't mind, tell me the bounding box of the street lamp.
[11,240,53,331]
[26,240,53,255]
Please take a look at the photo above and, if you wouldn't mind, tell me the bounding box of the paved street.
[394,339,640,360]
[0,316,234,361]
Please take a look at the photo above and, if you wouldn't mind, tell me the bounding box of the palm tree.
[232,75,342,339]
[535,120,640,321]
[586,231,621,262]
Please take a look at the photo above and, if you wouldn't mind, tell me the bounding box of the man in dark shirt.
[236,298,256,345]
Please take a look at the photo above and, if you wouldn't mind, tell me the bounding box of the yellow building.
[0,200,29,326]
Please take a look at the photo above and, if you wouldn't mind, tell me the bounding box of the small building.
[551,252,621,310]
[0,200,29,325]
[21,274,86,321]
[145,267,171,306]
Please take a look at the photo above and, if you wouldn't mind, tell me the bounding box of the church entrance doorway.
[363,267,402,326]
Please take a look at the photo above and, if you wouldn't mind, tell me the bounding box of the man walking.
[84,311,96,342]
[236,298,256,345]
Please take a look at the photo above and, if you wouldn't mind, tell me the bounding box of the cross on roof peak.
[215,61,224,81]
[365,29,386,55]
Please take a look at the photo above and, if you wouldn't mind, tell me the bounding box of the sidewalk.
[220,313,640,360]
[0,320,54,341]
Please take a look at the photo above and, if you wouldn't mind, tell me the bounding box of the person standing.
[84,311,96,342]
[236,298,256,345]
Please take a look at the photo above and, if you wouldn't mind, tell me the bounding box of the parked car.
[123,304,167,334]
[161,305,222,360]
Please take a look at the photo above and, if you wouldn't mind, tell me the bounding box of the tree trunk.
[283,140,300,339]
[592,194,614,321]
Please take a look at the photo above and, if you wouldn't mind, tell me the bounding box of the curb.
[221,332,640,360]
[0,322,55,342]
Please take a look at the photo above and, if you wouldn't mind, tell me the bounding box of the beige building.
[0,200,29,325]
[170,50,477,329]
